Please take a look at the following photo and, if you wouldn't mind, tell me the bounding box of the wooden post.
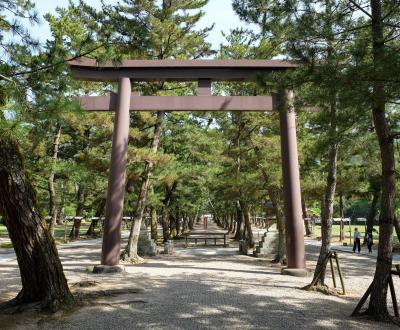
[280,90,306,276]
[334,252,346,295]
[94,77,131,273]
[329,253,337,288]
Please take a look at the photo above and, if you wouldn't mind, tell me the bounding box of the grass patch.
[0,242,13,249]
[313,224,398,245]
[0,222,92,243]
[0,224,8,237]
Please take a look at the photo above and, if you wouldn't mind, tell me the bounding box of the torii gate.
[68,59,306,276]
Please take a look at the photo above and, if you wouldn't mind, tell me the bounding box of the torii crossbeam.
[68,59,306,276]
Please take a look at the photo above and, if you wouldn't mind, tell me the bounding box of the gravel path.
[0,223,399,330]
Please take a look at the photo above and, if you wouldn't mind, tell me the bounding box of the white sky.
[30,0,256,50]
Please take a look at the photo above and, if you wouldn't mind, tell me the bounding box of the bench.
[185,233,228,247]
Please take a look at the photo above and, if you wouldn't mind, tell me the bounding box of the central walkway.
[0,222,398,329]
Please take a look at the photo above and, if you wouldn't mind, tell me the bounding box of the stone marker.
[253,224,279,258]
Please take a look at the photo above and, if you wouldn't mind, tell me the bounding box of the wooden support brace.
[329,256,337,288]
[351,282,373,316]
[389,275,399,317]
[334,252,346,295]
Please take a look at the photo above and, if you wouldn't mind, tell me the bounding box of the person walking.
[365,229,373,253]
[353,228,361,253]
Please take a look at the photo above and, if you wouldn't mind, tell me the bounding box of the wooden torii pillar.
[68,59,306,275]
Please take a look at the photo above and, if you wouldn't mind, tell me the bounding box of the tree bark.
[175,211,181,236]
[48,124,61,237]
[239,200,254,248]
[86,198,106,236]
[69,185,85,240]
[269,189,286,263]
[161,182,177,242]
[311,104,338,286]
[150,205,158,241]
[188,215,195,230]
[366,190,379,232]
[122,111,165,261]
[365,0,396,320]
[0,137,72,312]
[162,206,170,242]
[302,196,312,236]
[228,214,234,233]
[339,193,344,241]
[57,178,66,225]
[234,201,244,241]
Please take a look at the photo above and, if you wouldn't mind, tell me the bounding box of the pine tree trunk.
[69,185,85,240]
[365,0,396,320]
[239,200,254,248]
[234,201,244,241]
[151,205,158,241]
[162,206,170,242]
[161,182,176,242]
[188,216,194,230]
[57,179,66,225]
[48,124,61,237]
[86,198,106,236]
[0,137,72,312]
[311,105,338,287]
[122,112,165,262]
[366,190,379,232]
[175,211,181,236]
[182,215,189,233]
[393,216,400,243]
[339,193,344,241]
[228,214,234,233]
[302,196,312,236]
[269,189,286,263]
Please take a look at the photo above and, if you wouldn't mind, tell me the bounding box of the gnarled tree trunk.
[48,124,61,237]
[162,182,177,242]
[239,200,254,248]
[302,196,312,236]
[234,201,244,241]
[122,111,164,262]
[57,178,67,225]
[86,198,106,237]
[268,188,286,264]
[0,137,72,312]
[69,184,85,240]
[150,205,158,241]
[310,103,338,287]
[364,0,396,321]
[366,189,379,232]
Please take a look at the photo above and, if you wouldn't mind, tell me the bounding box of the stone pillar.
[279,90,307,276]
[94,77,131,273]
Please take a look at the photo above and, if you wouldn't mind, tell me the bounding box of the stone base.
[92,264,125,274]
[281,267,309,277]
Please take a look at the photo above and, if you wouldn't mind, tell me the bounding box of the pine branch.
[8,42,122,78]
[348,0,373,19]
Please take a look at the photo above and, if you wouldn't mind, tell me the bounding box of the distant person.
[353,228,361,253]
[365,229,373,253]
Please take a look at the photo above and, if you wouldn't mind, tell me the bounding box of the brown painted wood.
[68,59,295,82]
[77,95,277,112]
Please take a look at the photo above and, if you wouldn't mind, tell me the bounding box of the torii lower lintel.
[77,94,277,112]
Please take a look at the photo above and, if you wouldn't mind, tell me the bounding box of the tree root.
[302,284,342,296]
[120,254,146,264]
[271,257,287,265]
[353,309,400,326]
[0,293,73,314]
